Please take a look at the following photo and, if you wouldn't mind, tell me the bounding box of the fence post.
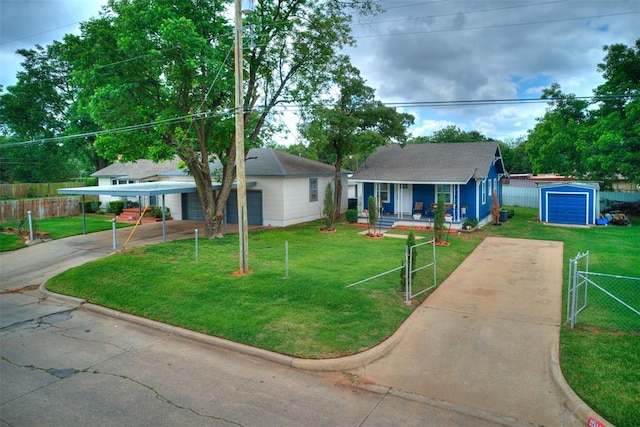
[27,210,34,241]
[285,241,289,278]
[195,229,199,262]
[405,245,409,303]
[112,218,117,251]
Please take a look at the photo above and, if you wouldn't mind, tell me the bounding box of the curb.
[81,302,409,371]
[549,344,615,427]
[38,282,86,307]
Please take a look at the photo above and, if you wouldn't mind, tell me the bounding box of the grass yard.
[39,207,640,426]
[47,222,481,358]
[0,215,131,252]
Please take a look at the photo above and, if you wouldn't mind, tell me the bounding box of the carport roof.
[58,181,256,197]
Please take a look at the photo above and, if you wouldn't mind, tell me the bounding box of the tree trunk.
[210,146,237,238]
[183,153,218,238]
[333,155,343,221]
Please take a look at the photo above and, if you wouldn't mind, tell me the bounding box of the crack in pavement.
[1,356,243,426]
[86,370,246,426]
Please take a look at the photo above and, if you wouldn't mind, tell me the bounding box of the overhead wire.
[1,3,638,149]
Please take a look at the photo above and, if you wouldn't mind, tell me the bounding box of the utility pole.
[234,0,250,274]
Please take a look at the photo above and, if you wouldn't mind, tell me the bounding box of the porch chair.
[412,201,424,215]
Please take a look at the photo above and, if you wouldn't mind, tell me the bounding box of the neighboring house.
[89,148,347,228]
[350,142,507,225]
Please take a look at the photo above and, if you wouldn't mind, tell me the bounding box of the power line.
[353,11,640,39]
[2,94,636,149]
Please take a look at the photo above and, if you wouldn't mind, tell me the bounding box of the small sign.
[587,417,605,427]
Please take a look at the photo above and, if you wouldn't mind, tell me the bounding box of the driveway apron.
[349,237,571,426]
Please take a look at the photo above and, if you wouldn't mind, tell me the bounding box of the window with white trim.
[111,179,135,185]
[487,179,492,200]
[481,180,486,204]
[309,178,318,202]
[494,178,498,195]
[436,184,452,204]
[379,183,390,203]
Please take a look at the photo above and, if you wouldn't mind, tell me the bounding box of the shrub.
[345,209,358,223]
[80,200,102,213]
[148,206,170,218]
[322,182,335,230]
[433,193,446,242]
[462,217,479,230]
[108,200,124,215]
[367,196,378,234]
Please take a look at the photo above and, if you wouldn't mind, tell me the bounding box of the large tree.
[525,83,590,176]
[411,125,491,143]
[586,40,640,183]
[299,60,413,220]
[0,44,106,181]
[61,0,377,238]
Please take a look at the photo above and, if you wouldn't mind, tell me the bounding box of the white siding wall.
[252,178,285,226]
[164,194,183,220]
[281,176,328,226]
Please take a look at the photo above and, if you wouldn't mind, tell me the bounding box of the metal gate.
[567,251,589,328]
[567,251,640,331]
[347,238,437,303]
[404,239,437,302]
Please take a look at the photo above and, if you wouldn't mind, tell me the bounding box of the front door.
[396,183,412,215]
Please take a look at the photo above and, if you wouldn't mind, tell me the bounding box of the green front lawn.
[47,222,481,358]
[0,215,131,252]
[44,208,640,426]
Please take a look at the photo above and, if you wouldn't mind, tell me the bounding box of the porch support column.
[397,183,402,219]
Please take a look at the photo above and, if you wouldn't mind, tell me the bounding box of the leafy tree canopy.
[299,59,413,217]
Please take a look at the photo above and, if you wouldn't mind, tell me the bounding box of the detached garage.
[539,183,600,226]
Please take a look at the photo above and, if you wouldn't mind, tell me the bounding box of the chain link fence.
[567,252,640,332]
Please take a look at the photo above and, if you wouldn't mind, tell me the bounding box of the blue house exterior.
[351,142,507,226]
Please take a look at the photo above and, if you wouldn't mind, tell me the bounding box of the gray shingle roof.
[91,157,182,180]
[91,148,336,180]
[351,142,504,184]
[245,148,335,176]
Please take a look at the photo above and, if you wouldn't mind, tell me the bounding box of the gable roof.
[91,157,182,180]
[245,148,335,177]
[91,148,336,181]
[351,142,505,184]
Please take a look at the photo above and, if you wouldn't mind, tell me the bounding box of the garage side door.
[226,190,263,225]
[547,193,587,225]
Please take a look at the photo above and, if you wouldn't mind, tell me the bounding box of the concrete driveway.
[1,226,608,426]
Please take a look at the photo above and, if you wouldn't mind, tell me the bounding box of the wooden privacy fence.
[0,182,88,199]
[0,197,91,222]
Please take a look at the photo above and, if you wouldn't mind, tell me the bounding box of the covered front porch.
[357,212,468,231]
[354,181,471,224]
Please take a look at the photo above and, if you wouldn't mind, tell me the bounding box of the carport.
[59,182,199,242]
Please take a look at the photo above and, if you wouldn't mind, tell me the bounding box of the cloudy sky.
[1,0,638,142]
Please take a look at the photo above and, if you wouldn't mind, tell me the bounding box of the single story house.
[350,142,507,225]
[75,148,348,228]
